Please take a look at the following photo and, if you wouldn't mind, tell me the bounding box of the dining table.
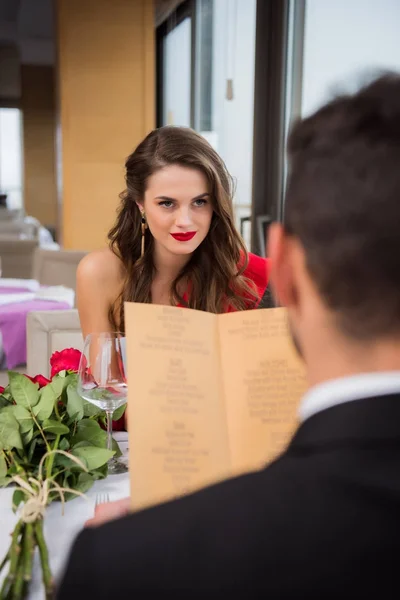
[0,279,74,370]
[0,432,130,598]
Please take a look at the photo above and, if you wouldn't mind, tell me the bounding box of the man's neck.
[305,334,400,388]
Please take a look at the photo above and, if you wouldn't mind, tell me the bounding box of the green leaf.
[0,477,11,487]
[70,440,89,448]
[8,372,40,410]
[61,471,89,501]
[53,453,74,470]
[12,489,25,512]
[66,385,84,421]
[112,404,126,421]
[0,384,12,401]
[35,376,68,421]
[0,412,23,450]
[28,438,37,462]
[72,420,106,447]
[22,428,34,446]
[72,420,122,457]
[83,399,103,418]
[0,396,11,409]
[2,405,33,434]
[42,420,70,435]
[91,463,108,480]
[14,405,33,433]
[52,375,70,396]
[0,453,6,478]
[33,387,55,420]
[59,437,70,451]
[62,470,76,489]
[68,372,78,386]
[75,472,95,494]
[112,438,122,458]
[72,445,114,471]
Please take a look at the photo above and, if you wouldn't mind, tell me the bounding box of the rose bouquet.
[0,349,126,599]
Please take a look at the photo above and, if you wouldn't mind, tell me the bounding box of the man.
[57,74,400,597]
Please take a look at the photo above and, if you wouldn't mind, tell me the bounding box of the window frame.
[156,0,196,128]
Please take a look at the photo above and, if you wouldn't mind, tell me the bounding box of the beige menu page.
[125,303,231,512]
[219,308,307,476]
[125,303,307,513]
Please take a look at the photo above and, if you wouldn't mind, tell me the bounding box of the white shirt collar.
[299,371,400,422]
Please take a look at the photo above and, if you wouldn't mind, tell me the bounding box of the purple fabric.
[0,298,70,369]
[0,287,32,294]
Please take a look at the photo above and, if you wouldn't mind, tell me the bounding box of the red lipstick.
[170,231,196,242]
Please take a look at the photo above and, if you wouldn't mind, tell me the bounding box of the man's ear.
[267,223,300,310]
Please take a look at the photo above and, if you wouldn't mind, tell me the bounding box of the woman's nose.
[175,207,192,227]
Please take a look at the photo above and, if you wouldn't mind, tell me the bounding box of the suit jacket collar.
[290,393,400,450]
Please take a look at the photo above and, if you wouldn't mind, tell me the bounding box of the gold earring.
[141,212,147,257]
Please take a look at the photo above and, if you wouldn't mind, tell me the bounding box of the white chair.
[0,207,24,221]
[26,310,83,377]
[32,248,88,295]
[0,238,39,278]
[0,219,39,238]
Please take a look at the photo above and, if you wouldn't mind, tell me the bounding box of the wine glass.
[77,332,128,475]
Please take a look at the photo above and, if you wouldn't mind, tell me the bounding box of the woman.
[77,126,269,337]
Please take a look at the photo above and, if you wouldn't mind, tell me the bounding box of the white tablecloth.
[0,432,130,598]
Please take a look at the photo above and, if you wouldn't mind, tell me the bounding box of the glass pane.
[0,108,23,210]
[302,0,400,117]
[195,0,257,248]
[194,0,213,131]
[163,17,192,127]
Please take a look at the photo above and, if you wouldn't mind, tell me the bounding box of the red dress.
[234,252,270,309]
[178,252,270,310]
[113,253,270,430]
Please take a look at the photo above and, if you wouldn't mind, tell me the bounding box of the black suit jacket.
[57,393,400,598]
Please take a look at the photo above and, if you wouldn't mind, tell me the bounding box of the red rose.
[0,386,5,395]
[26,374,51,389]
[112,414,126,431]
[50,348,83,378]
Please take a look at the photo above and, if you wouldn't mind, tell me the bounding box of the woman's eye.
[159,200,173,208]
[193,198,207,207]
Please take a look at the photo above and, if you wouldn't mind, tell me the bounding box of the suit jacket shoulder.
[57,395,400,598]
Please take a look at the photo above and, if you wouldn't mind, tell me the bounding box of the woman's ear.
[135,201,144,212]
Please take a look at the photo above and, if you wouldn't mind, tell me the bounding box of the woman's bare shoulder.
[77,248,125,290]
[77,248,125,335]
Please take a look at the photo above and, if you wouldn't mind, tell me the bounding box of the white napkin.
[34,286,75,308]
[0,292,35,306]
[0,278,40,291]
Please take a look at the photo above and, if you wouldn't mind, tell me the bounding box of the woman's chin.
[170,245,197,255]
[167,241,201,255]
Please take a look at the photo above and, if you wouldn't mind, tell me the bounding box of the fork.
[95,492,110,509]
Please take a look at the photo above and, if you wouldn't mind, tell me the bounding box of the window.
[157,0,257,248]
[163,16,192,127]
[157,0,195,128]
[0,108,23,210]
[301,0,400,118]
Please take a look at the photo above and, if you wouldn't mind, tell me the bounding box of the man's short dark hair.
[284,73,400,339]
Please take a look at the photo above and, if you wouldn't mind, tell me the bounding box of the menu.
[124,304,307,511]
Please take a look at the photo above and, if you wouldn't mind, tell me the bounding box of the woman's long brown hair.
[108,126,258,332]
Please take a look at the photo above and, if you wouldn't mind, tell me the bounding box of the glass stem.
[106,410,113,452]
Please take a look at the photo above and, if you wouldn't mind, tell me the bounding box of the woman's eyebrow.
[155,192,210,201]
